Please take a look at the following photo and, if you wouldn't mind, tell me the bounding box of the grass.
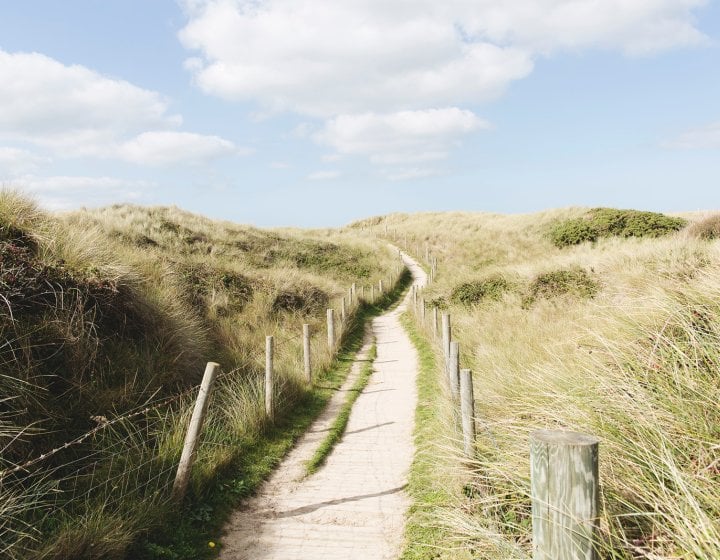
[399,312,460,560]
[0,189,402,559]
[358,208,720,558]
[305,343,377,475]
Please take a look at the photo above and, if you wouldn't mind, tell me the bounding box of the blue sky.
[0,1,718,226]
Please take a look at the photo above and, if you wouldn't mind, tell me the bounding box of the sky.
[0,0,718,227]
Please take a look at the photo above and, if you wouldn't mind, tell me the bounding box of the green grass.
[305,344,378,475]
[399,312,457,560]
[129,272,412,560]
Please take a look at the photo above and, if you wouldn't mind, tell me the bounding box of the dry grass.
[366,210,720,558]
[0,190,398,558]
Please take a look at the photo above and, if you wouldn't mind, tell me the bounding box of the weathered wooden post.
[361,285,365,299]
[351,282,357,302]
[425,243,429,262]
[432,306,439,337]
[341,296,346,321]
[459,368,475,457]
[303,323,311,383]
[413,285,418,306]
[172,361,219,501]
[449,341,460,398]
[530,431,600,560]
[327,309,335,350]
[371,284,375,301]
[379,279,384,294]
[265,336,274,421]
[421,297,426,321]
[442,313,451,362]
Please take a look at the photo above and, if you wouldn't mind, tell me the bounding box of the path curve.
[219,250,426,559]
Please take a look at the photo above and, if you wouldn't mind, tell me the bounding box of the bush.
[549,208,686,248]
[450,275,510,306]
[523,267,599,307]
[688,215,720,240]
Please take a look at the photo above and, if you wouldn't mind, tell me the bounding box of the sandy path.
[219,251,426,560]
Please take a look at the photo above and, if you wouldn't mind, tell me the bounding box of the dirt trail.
[219,251,427,560]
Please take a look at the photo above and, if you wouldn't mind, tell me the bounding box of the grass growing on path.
[399,312,459,560]
[305,344,378,475]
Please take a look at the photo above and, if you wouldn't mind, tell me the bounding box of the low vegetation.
[0,190,399,559]
[688,213,720,240]
[359,207,718,559]
[549,207,686,247]
[450,274,510,307]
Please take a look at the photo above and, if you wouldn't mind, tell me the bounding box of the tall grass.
[0,190,400,558]
[373,209,720,558]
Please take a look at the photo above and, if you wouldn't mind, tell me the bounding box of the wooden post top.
[531,430,600,446]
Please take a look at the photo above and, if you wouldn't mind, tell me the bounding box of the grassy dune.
[355,208,720,558]
[0,191,400,559]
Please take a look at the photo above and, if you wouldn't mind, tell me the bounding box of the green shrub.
[450,275,510,306]
[524,267,599,307]
[688,215,720,240]
[549,208,686,248]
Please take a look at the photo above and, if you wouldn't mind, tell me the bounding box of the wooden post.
[425,243,429,262]
[442,313,451,361]
[341,296,346,321]
[379,279,384,294]
[449,341,460,398]
[460,368,475,457]
[421,298,426,321]
[371,284,375,301]
[327,309,335,350]
[352,282,357,302]
[432,306,438,337]
[172,361,219,501]
[303,323,311,383]
[265,336,274,421]
[530,431,600,560]
[413,285,418,306]
[361,285,365,299]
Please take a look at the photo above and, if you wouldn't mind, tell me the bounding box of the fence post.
[361,285,365,299]
[352,282,357,302]
[460,368,475,457]
[303,323,311,383]
[341,296,346,321]
[327,309,335,350]
[265,336,274,421]
[379,279,384,294]
[433,307,439,337]
[172,361,219,501]
[530,431,600,560]
[442,313,451,362]
[421,297,426,321]
[413,285,418,306]
[449,341,460,398]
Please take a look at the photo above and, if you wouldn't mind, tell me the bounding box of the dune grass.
[360,209,720,558]
[0,190,401,559]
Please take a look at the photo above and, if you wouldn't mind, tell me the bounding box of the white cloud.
[315,108,487,165]
[666,121,720,149]
[0,147,49,174]
[179,1,708,177]
[9,175,154,210]
[307,170,341,181]
[117,131,240,165]
[0,49,239,166]
[180,0,706,117]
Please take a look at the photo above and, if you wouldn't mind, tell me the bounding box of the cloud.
[315,108,488,165]
[180,0,706,117]
[666,121,720,149]
[9,175,154,210]
[0,147,49,174]
[117,131,241,165]
[0,49,238,166]
[179,1,707,177]
[307,170,340,181]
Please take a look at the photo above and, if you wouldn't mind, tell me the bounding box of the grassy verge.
[130,269,413,560]
[399,313,458,560]
[305,344,378,475]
